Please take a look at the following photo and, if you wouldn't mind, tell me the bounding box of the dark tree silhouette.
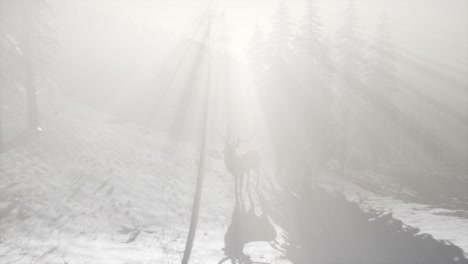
[259,0,297,187]
[1,0,53,135]
[360,14,399,169]
[0,4,5,152]
[21,2,40,132]
[181,12,214,264]
[247,24,266,86]
[334,0,366,176]
[293,0,336,194]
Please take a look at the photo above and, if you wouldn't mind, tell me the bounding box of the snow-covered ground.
[319,171,468,256]
[0,99,287,263]
[1,98,467,263]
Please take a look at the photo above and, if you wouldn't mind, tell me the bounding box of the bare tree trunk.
[181,125,208,264]
[302,164,311,198]
[25,64,39,132]
[22,3,39,132]
[0,87,3,160]
[340,103,348,178]
[181,15,212,264]
[181,67,211,264]
[0,0,4,155]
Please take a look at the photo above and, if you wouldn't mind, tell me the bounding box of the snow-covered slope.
[1,98,467,263]
[0,99,262,263]
[319,171,468,256]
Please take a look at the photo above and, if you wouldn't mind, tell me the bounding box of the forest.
[1,0,467,263]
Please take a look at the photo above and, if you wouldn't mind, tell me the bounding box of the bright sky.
[66,0,467,66]
[49,0,467,156]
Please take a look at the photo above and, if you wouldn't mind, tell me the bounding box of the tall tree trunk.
[22,2,39,132]
[181,15,212,264]
[0,86,3,158]
[25,60,39,132]
[301,163,312,198]
[0,0,4,153]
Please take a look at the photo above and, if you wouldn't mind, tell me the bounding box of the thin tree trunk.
[22,3,39,132]
[302,163,311,198]
[0,0,4,155]
[25,62,39,131]
[340,100,348,177]
[0,87,3,164]
[181,15,213,264]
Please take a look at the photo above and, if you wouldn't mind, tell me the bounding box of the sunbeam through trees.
[0,0,467,263]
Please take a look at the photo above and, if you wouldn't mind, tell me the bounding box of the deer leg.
[217,257,231,264]
[246,172,254,211]
[239,175,245,211]
[234,176,239,204]
[255,168,260,194]
[235,176,243,212]
[239,175,242,200]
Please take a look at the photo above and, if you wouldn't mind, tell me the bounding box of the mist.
[1,0,467,263]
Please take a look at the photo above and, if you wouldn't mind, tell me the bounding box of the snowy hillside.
[2,0,468,263]
[1,98,467,264]
[0,99,254,263]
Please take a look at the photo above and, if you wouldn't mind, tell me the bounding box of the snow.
[0,98,288,263]
[1,97,467,263]
[319,171,468,257]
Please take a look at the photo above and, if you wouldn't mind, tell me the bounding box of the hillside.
[1,98,467,264]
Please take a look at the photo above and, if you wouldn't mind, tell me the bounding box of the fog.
[1,0,467,263]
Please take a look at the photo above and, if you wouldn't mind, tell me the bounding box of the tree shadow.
[272,187,468,264]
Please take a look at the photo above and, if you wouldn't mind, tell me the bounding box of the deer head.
[222,134,239,173]
[222,132,259,176]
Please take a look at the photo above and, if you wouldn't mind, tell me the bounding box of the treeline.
[0,0,53,146]
[248,0,468,194]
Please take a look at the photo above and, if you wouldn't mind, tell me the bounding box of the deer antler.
[234,131,257,145]
[224,128,257,146]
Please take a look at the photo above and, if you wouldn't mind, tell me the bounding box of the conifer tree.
[260,0,296,185]
[362,14,399,168]
[334,0,366,175]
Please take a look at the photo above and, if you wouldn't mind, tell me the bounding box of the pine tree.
[361,14,399,169]
[296,0,333,74]
[260,0,297,185]
[267,0,293,66]
[247,24,266,85]
[293,0,336,193]
[334,0,366,175]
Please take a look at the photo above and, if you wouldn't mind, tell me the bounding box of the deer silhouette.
[220,133,275,264]
[222,134,260,209]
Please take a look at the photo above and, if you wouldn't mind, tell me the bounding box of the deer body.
[224,149,260,178]
[223,137,260,205]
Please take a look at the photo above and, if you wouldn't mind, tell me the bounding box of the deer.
[222,133,260,210]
